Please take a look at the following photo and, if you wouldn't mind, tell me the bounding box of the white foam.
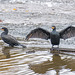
[45,2,52,7]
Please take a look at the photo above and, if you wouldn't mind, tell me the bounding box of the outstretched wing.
[60,26,75,39]
[26,28,50,40]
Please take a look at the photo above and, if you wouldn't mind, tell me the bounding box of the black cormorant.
[1,27,26,48]
[26,26,75,48]
[50,26,60,48]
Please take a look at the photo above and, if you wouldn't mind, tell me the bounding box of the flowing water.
[0,0,75,75]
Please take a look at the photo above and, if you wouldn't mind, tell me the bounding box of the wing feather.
[60,26,75,39]
[26,28,50,40]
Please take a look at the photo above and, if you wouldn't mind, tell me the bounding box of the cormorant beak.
[52,27,55,29]
[1,29,4,31]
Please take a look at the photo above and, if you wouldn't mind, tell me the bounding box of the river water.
[0,0,75,75]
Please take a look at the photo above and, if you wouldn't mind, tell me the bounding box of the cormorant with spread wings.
[26,26,75,48]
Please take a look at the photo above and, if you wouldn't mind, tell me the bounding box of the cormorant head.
[52,26,56,30]
[1,27,8,34]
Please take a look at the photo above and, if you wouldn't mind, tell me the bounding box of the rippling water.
[0,38,75,75]
[0,44,75,75]
[0,0,75,75]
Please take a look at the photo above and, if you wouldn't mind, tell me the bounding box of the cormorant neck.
[3,31,8,35]
[53,28,56,31]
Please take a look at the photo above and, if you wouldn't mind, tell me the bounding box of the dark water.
[0,1,75,75]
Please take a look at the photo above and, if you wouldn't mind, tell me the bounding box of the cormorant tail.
[19,44,26,48]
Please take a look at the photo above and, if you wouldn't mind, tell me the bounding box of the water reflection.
[29,53,75,74]
[2,47,12,58]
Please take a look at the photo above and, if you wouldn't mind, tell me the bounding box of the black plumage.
[50,26,60,48]
[26,28,50,40]
[1,27,26,48]
[26,26,75,48]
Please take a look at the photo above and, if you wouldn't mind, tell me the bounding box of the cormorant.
[26,26,75,48]
[1,27,26,48]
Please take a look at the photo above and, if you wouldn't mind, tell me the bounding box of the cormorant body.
[50,28,60,46]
